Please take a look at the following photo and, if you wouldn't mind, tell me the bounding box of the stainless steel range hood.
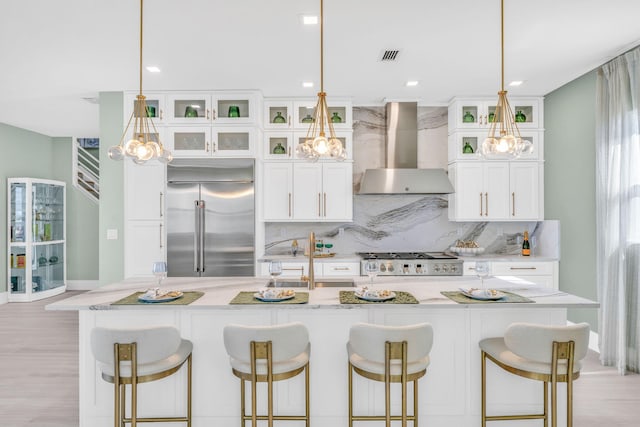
[359,102,454,194]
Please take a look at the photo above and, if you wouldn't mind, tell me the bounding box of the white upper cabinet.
[448,130,543,161]
[448,97,542,133]
[124,92,166,124]
[509,162,543,220]
[292,99,352,130]
[211,92,259,124]
[166,94,212,124]
[264,99,293,129]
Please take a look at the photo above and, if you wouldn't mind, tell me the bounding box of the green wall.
[51,137,99,280]
[98,92,124,285]
[0,124,53,292]
[544,69,598,329]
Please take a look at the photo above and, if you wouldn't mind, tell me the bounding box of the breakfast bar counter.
[48,276,597,427]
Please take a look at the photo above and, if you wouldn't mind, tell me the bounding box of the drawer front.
[322,262,360,277]
[490,261,555,276]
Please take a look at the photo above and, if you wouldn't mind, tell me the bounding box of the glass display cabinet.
[7,178,66,302]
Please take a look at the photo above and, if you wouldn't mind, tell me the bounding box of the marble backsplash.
[264,106,559,258]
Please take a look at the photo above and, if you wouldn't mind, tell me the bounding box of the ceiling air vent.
[380,49,400,62]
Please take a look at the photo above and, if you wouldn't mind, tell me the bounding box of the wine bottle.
[522,231,531,256]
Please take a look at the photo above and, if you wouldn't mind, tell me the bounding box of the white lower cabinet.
[449,161,543,221]
[125,221,165,278]
[464,260,558,290]
[263,161,353,222]
[259,261,360,278]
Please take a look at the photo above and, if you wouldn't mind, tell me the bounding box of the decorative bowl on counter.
[449,246,485,256]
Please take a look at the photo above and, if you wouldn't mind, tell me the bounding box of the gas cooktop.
[356,252,462,276]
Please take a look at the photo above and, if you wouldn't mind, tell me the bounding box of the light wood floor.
[1,291,639,426]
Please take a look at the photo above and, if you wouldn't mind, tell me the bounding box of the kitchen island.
[48,276,597,427]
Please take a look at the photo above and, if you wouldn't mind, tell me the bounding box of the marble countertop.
[259,253,558,263]
[47,276,597,311]
[258,254,361,262]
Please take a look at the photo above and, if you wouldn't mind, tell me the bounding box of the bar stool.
[223,322,310,427]
[90,326,193,427]
[479,322,590,427]
[347,322,434,427]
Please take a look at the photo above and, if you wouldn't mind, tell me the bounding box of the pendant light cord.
[500,0,504,92]
[139,0,144,96]
[320,0,324,93]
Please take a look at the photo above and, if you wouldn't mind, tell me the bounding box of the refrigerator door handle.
[199,199,206,273]
[194,201,200,272]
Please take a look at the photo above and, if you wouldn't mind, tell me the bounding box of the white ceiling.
[1,0,639,138]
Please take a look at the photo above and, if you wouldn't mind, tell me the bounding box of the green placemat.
[339,291,419,304]
[112,291,204,305]
[229,291,309,304]
[440,291,534,304]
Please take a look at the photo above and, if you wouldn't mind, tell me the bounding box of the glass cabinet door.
[32,183,64,243]
[167,94,211,124]
[10,183,26,243]
[212,128,254,156]
[9,246,27,294]
[32,242,65,293]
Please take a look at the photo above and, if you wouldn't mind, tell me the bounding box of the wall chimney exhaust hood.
[358,102,454,194]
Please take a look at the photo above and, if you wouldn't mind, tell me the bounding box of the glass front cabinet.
[7,178,66,302]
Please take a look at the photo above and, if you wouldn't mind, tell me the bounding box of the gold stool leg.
[187,354,192,427]
[348,362,354,427]
[413,379,419,427]
[240,379,246,427]
[543,381,548,427]
[567,376,574,427]
[120,384,126,427]
[305,363,310,427]
[481,350,487,427]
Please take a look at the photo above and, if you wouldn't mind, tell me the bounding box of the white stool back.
[223,322,309,365]
[91,326,182,366]
[505,322,589,365]
[348,322,433,364]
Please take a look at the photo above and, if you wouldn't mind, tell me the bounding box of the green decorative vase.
[273,112,286,123]
[463,111,475,123]
[228,105,240,118]
[463,142,474,154]
[38,256,48,267]
[185,106,198,118]
[330,112,342,123]
[301,114,314,123]
[145,105,156,118]
[515,110,526,123]
[488,112,495,123]
[272,143,286,154]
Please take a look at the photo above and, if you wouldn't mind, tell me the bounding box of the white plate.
[459,288,505,301]
[355,290,396,302]
[138,291,183,303]
[254,293,295,302]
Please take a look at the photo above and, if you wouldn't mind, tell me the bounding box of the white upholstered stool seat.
[90,326,193,427]
[223,322,310,427]
[347,323,434,427]
[479,322,590,427]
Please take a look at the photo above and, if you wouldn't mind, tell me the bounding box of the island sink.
[266,279,356,288]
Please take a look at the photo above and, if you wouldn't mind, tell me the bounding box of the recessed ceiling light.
[302,81,314,88]
[406,80,419,87]
[303,15,318,25]
[146,66,161,73]
[509,80,524,87]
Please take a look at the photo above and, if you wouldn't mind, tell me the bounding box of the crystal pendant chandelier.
[295,0,346,162]
[108,0,172,164]
[480,0,532,158]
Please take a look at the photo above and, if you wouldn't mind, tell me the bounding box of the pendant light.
[108,0,172,164]
[295,0,346,162]
[480,0,532,158]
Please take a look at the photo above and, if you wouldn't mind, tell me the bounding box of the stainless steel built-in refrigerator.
[166,158,255,277]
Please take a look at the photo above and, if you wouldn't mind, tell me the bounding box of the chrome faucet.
[307,232,315,290]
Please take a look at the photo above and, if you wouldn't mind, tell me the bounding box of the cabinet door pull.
[479,193,483,216]
[159,109,163,120]
[213,142,217,152]
[288,193,292,217]
[212,108,216,120]
[206,142,210,152]
[159,192,163,217]
[288,115,292,127]
[512,192,515,216]
[332,267,350,271]
[484,192,488,216]
[206,109,210,120]
[159,223,163,249]
[318,193,322,216]
[324,192,327,217]
[510,267,537,270]
[287,146,291,158]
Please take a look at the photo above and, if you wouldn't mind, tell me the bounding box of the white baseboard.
[0,292,7,305]
[66,280,99,291]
